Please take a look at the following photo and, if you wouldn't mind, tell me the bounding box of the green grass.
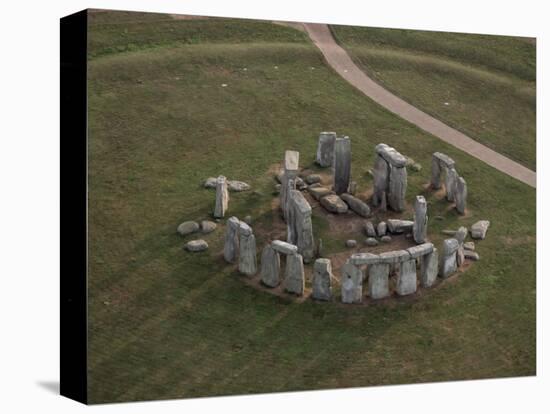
[87,13,535,404]
[330,25,536,171]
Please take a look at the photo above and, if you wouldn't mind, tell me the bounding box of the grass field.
[330,25,536,171]
[87,11,536,404]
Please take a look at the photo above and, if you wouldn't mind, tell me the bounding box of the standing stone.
[284,253,305,295]
[280,150,299,220]
[413,195,428,244]
[365,221,376,237]
[455,226,468,244]
[260,245,280,287]
[372,154,390,206]
[283,178,297,228]
[333,136,351,195]
[341,259,363,304]
[396,258,417,296]
[431,155,442,189]
[238,222,257,276]
[377,221,387,237]
[455,177,468,215]
[420,248,438,288]
[312,258,334,301]
[368,263,390,299]
[380,191,387,212]
[316,132,336,167]
[445,167,458,202]
[287,190,314,263]
[388,165,407,212]
[440,238,459,278]
[223,216,240,263]
[214,175,229,218]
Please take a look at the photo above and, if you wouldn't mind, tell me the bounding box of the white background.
[0,0,547,412]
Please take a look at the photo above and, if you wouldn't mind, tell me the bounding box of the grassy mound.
[87,12,535,403]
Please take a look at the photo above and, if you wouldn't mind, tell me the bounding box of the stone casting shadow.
[36,380,59,395]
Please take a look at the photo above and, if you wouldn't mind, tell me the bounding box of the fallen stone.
[315,132,336,167]
[377,221,387,237]
[177,221,199,236]
[396,258,417,296]
[387,219,414,234]
[346,239,357,248]
[365,221,376,237]
[368,263,390,299]
[271,240,298,255]
[413,195,428,244]
[200,220,217,234]
[260,245,281,288]
[305,174,322,185]
[295,177,307,191]
[227,180,250,192]
[284,253,305,295]
[308,186,333,201]
[464,242,475,251]
[464,250,480,261]
[312,258,334,301]
[185,239,208,252]
[365,237,379,247]
[203,177,217,188]
[223,216,240,263]
[420,248,438,288]
[341,193,371,217]
[341,259,363,304]
[381,235,392,243]
[471,220,490,240]
[442,230,457,236]
[333,136,351,194]
[320,194,348,214]
[350,252,379,266]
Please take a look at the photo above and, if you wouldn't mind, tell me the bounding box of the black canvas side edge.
[60,9,88,405]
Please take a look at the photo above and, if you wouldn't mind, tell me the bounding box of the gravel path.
[303,23,536,188]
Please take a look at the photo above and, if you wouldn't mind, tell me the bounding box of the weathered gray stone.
[341,259,363,304]
[380,191,387,212]
[372,154,390,206]
[381,235,392,243]
[260,245,281,288]
[315,132,336,167]
[464,250,480,261]
[350,252,379,266]
[287,190,314,263]
[200,220,217,234]
[387,219,414,234]
[333,136,351,194]
[341,193,371,217]
[420,247,439,288]
[396,258,417,296]
[223,216,240,263]
[464,241,475,251]
[413,195,428,244]
[368,263,390,299]
[440,239,458,278]
[305,174,322,185]
[227,180,250,192]
[443,238,460,255]
[320,194,348,214]
[281,178,296,221]
[214,175,229,218]
[365,237,379,247]
[295,177,307,191]
[457,247,465,267]
[365,221,376,237]
[271,240,298,255]
[185,239,209,252]
[312,258,334,301]
[434,152,455,169]
[388,165,407,212]
[471,220,490,240]
[445,167,458,202]
[284,150,300,172]
[379,250,409,264]
[280,151,300,220]
[177,221,199,236]
[376,143,407,167]
[349,181,357,195]
[431,156,442,189]
[346,239,357,248]
[377,221,387,237]
[238,222,257,276]
[308,186,333,200]
[455,226,468,244]
[407,242,434,259]
[284,253,305,295]
[204,177,218,188]
[455,177,467,214]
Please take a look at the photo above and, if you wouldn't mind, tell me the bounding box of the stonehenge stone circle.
[333,136,351,194]
[312,258,334,301]
[396,258,417,296]
[213,175,229,218]
[420,247,438,288]
[471,220,490,239]
[260,245,281,287]
[284,253,305,295]
[413,195,428,244]
[341,193,371,217]
[223,216,241,263]
[341,259,363,304]
[316,132,337,167]
[440,238,459,278]
[280,150,300,220]
[286,190,314,263]
[368,263,390,299]
[238,222,257,276]
[373,143,407,212]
